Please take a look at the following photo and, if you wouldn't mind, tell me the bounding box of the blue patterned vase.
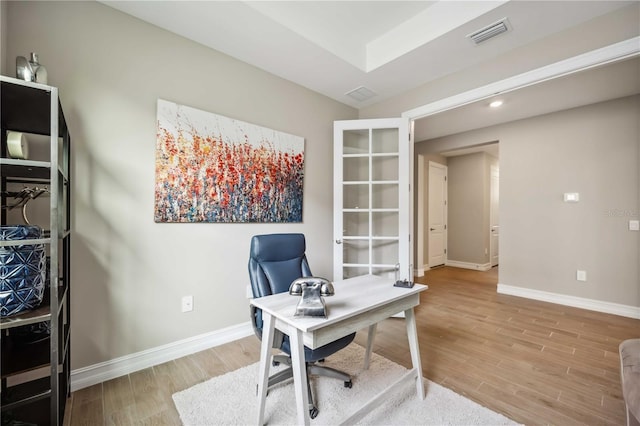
[0,225,46,317]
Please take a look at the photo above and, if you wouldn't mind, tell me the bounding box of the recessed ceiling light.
[489,100,503,108]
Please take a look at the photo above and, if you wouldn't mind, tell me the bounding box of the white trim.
[489,165,499,268]
[414,266,425,277]
[416,153,425,276]
[497,284,640,319]
[402,37,640,121]
[445,260,492,271]
[70,321,253,392]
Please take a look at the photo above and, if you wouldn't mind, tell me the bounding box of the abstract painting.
[155,99,304,223]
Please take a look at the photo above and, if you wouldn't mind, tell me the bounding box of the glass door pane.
[333,118,410,282]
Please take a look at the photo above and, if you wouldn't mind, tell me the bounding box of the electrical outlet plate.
[182,295,193,312]
[576,270,587,282]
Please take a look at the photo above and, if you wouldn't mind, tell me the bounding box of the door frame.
[490,164,499,267]
[403,37,639,277]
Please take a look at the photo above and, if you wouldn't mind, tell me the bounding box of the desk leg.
[405,307,425,400]
[256,313,274,426]
[289,328,311,426]
[364,323,377,370]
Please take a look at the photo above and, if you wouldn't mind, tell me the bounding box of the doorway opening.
[404,38,638,279]
[415,143,498,275]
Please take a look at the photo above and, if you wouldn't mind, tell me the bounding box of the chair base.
[266,355,352,417]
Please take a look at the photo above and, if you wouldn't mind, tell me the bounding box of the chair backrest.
[248,233,312,337]
[248,233,312,298]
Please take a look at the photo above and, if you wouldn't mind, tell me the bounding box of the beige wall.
[4,1,356,369]
[500,96,638,306]
[417,96,639,306]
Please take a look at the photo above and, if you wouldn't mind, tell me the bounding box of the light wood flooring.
[66,266,639,425]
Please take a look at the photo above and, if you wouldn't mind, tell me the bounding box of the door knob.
[430,228,436,231]
[335,239,342,244]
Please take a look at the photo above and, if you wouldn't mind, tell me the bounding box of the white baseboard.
[70,321,254,392]
[497,284,640,319]
[414,266,425,277]
[445,260,492,271]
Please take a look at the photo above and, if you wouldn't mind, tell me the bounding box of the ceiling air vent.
[467,18,511,45]
[345,86,377,102]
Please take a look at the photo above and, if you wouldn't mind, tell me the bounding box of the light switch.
[630,220,640,231]
[564,193,579,202]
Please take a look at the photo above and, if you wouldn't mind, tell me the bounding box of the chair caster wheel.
[344,380,352,388]
[272,360,280,366]
[310,406,319,419]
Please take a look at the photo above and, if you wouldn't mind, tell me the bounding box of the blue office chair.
[248,233,353,419]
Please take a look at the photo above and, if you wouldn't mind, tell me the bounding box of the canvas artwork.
[155,99,304,223]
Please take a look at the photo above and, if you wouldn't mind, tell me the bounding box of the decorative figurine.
[16,53,47,84]
[289,277,335,317]
[16,56,32,81]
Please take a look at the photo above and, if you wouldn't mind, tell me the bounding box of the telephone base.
[394,280,414,289]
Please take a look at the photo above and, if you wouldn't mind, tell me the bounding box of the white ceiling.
[102,0,634,110]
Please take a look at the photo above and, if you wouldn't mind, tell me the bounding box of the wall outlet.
[182,295,193,312]
[576,270,587,282]
[629,220,639,231]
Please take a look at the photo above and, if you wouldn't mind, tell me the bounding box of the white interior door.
[333,118,410,282]
[490,165,499,267]
[428,162,447,268]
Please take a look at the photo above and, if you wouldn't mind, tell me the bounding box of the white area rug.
[173,344,518,425]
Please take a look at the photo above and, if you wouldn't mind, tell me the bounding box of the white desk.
[251,275,428,425]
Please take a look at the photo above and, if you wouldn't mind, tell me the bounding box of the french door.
[333,118,411,282]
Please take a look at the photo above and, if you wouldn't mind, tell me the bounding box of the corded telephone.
[289,277,334,317]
